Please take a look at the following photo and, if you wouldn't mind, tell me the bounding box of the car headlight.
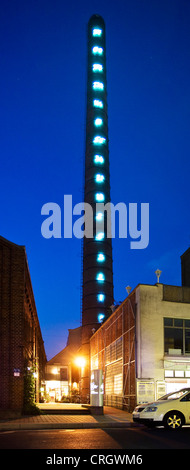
[144,406,157,412]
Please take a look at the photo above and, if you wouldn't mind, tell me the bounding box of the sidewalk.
[0,406,134,431]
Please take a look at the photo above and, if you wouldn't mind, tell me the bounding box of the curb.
[0,421,134,431]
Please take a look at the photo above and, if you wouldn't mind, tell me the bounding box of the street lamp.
[75,357,86,404]
[75,357,86,368]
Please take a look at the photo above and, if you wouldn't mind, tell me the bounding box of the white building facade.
[136,283,190,404]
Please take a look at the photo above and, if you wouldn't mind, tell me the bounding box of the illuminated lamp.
[96,272,105,282]
[95,173,104,183]
[92,28,102,37]
[95,192,105,202]
[94,118,103,127]
[97,294,105,302]
[92,81,104,90]
[95,232,104,241]
[93,99,103,109]
[92,46,103,55]
[94,155,104,164]
[93,136,106,145]
[92,64,103,72]
[96,212,104,221]
[98,313,105,323]
[97,253,105,262]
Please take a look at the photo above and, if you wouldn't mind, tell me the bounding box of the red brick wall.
[0,237,46,413]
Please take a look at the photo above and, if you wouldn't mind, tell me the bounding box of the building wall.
[181,247,190,287]
[45,364,69,401]
[90,293,136,411]
[136,284,190,403]
[90,283,190,411]
[45,327,81,402]
[0,237,46,415]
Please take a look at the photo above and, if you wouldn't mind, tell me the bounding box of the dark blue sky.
[1,0,190,359]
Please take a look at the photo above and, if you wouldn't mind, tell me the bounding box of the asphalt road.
[0,426,190,449]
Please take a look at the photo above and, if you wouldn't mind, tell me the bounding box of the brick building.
[0,236,46,416]
[90,291,136,411]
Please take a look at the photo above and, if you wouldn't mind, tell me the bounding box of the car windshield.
[159,389,190,401]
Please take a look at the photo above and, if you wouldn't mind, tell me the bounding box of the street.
[0,426,190,449]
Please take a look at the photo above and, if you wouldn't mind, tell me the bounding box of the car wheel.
[163,411,184,430]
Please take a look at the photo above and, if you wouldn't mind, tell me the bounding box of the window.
[164,327,183,353]
[95,173,105,183]
[95,192,105,202]
[93,81,104,90]
[174,319,183,327]
[164,318,190,355]
[93,99,103,109]
[92,64,103,72]
[93,136,106,145]
[180,392,190,402]
[164,318,173,326]
[96,272,105,282]
[97,293,105,302]
[185,329,190,353]
[92,46,103,55]
[97,253,105,262]
[165,370,174,377]
[174,370,184,378]
[92,28,102,37]
[94,118,103,127]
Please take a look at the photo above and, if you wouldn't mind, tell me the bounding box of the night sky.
[1,0,190,360]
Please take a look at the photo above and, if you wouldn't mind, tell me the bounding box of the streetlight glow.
[75,356,86,368]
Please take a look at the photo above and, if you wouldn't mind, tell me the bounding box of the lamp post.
[75,356,86,403]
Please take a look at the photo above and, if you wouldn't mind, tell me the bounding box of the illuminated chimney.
[81,15,114,401]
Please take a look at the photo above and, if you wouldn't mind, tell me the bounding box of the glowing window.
[98,313,105,323]
[93,81,104,90]
[93,136,106,145]
[92,28,102,37]
[95,232,104,241]
[97,294,105,302]
[95,192,105,202]
[92,46,103,55]
[94,118,103,127]
[165,370,174,378]
[96,212,104,221]
[93,99,103,109]
[96,272,105,282]
[97,253,105,262]
[94,155,104,164]
[92,64,103,72]
[95,173,105,183]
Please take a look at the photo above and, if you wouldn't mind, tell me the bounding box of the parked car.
[133,388,190,429]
